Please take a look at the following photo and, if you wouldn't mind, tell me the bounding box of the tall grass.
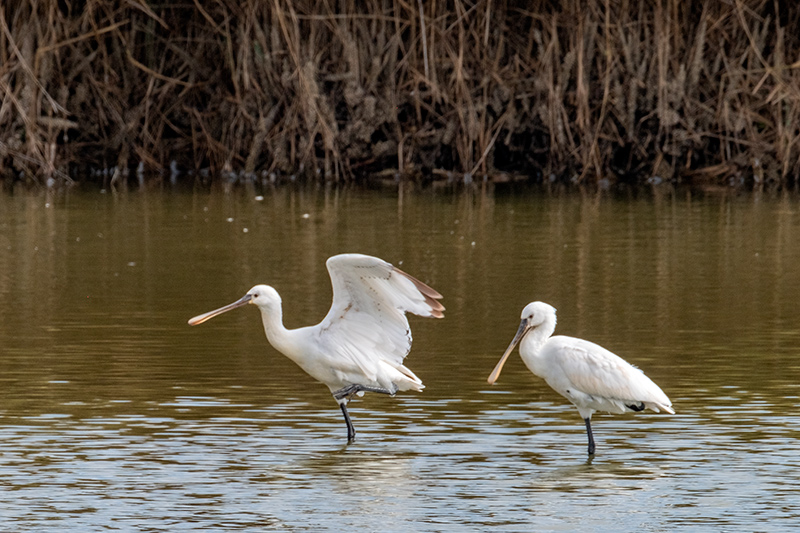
[1,1,799,186]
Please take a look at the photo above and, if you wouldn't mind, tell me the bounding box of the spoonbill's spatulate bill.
[188,253,444,441]
[488,302,673,455]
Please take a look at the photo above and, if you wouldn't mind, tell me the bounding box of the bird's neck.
[257,304,293,355]
[519,316,556,366]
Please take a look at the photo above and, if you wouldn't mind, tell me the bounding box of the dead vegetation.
[1,1,799,186]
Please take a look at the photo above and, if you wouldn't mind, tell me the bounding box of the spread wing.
[550,336,673,411]
[315,254,444,385]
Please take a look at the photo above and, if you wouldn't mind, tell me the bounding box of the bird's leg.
[584,418,596,455]
[332,384,397,442]
[340,403,356,442]
[333,384,361,401]
[332,384,396,401]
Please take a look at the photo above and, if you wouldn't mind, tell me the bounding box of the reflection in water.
[1,184,800,530]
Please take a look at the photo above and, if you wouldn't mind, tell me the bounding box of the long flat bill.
[188,294,252,325]
[487,320,527,384]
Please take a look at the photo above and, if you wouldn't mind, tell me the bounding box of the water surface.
[1,183,799,531]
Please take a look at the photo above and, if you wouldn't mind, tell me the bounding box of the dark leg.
[333,383,395,401]
[340,403,356,442]
[584,418,596,455]
[332,384,396,442]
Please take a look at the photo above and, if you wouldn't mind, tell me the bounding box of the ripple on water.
[4,188,800,531]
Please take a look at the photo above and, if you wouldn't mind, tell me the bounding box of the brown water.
[1,183,799,531]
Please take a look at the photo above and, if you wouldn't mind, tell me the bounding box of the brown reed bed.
[1,1,799,187]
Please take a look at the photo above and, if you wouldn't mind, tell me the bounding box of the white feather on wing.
[315,254,444,385]
[550,336,674,412]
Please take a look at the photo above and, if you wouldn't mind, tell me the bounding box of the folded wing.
[550,336,674,413]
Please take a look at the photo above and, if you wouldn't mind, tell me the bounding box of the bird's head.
[246,284,282,310]
[519,301,557,329]
[188,284,281,326]
[487,301,557,384]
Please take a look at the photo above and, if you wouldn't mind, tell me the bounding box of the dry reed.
[1,0,799,186]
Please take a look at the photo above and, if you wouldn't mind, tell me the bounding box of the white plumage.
[188,253,444,441]
[488,301,673,455]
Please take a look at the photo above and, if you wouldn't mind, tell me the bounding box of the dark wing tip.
[429,306,445,319]
[393,266,445,318]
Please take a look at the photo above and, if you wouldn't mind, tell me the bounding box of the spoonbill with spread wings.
[488,302,673,455]
[188,254,444,441]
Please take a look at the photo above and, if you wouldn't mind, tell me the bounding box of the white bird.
[188,253,444,441]
[487,302,674,455]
